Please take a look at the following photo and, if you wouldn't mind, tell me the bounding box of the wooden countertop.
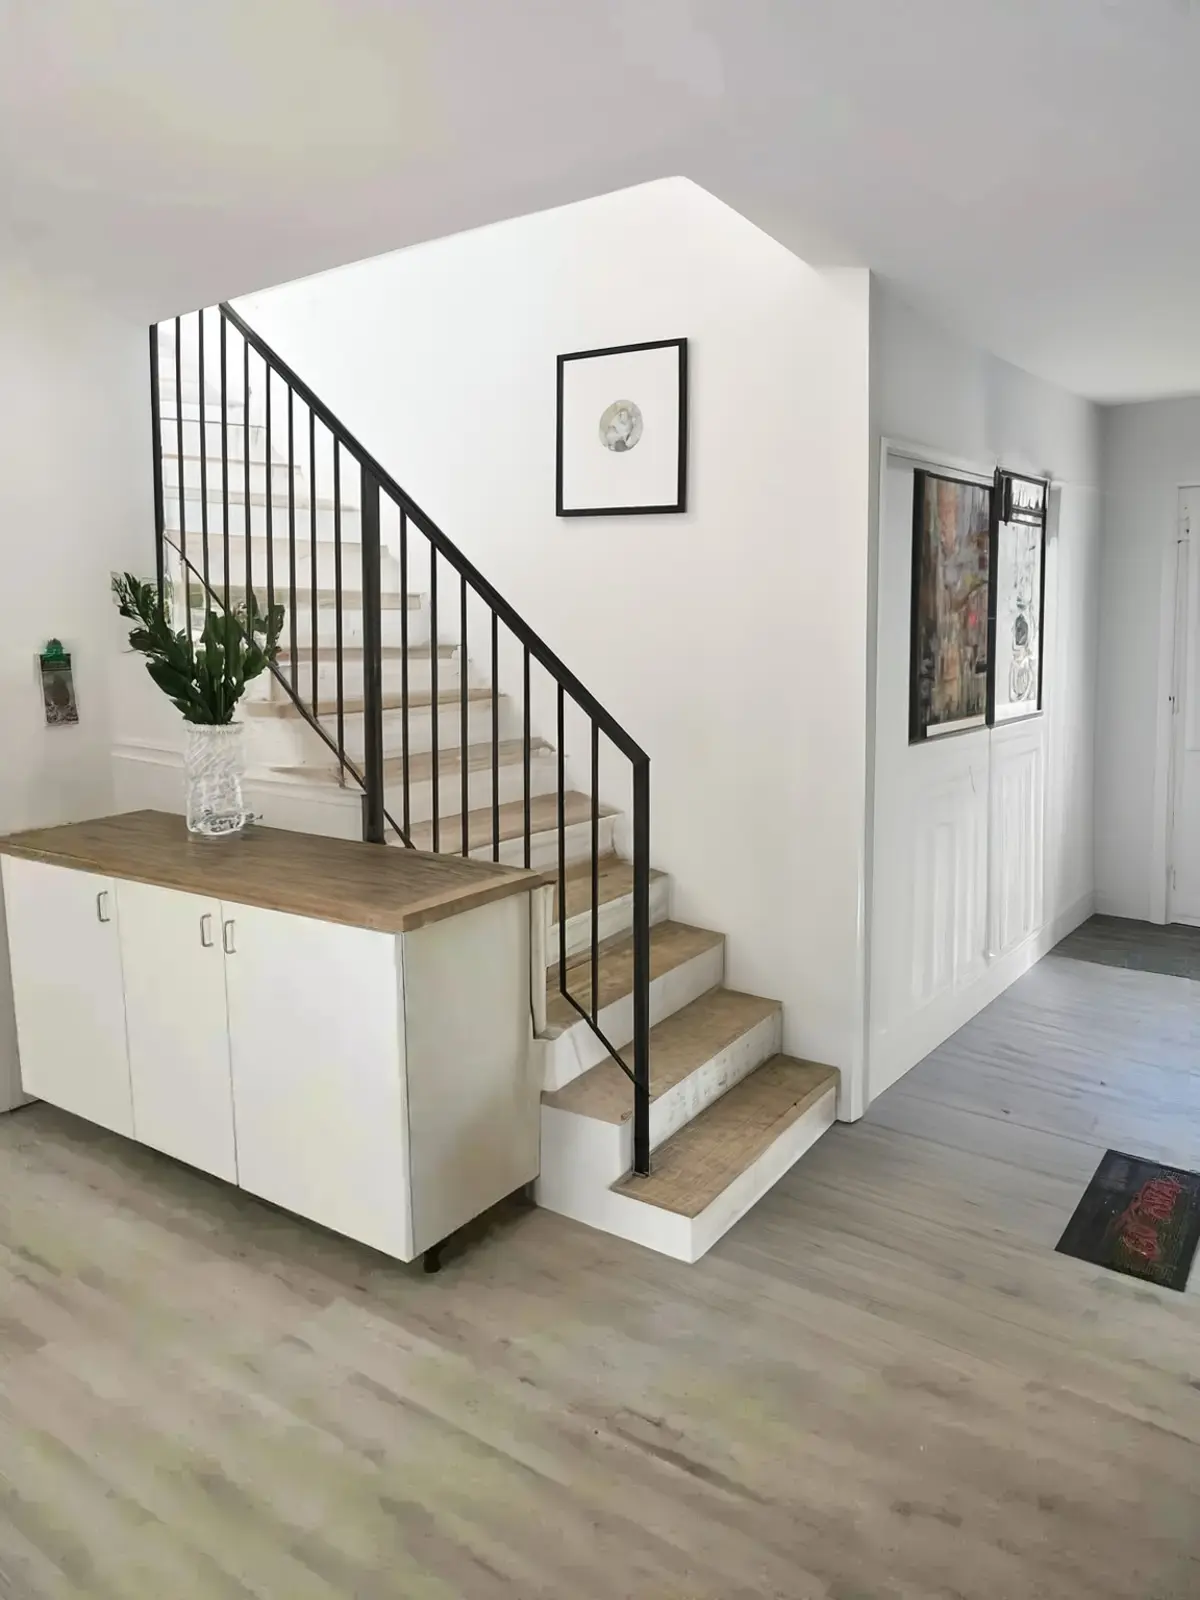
[0,811,550,934]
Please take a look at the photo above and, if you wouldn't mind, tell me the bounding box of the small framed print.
[39,640,79,728]
[556,338,688,516]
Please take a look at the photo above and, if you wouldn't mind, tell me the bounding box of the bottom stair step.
[537,1054,838,1262]
[612,1055,838,1219]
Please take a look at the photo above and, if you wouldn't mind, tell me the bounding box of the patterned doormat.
[1056,1150,1200,1292]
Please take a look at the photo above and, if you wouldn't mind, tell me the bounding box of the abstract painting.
[993,516,1044,720]
[909,470,992,741]
[557,339,688,516]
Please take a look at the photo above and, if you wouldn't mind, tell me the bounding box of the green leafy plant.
[112,573,283,725]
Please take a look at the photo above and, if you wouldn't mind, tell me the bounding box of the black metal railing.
[150,304,653,1174]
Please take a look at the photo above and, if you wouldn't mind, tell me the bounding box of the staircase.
[149,306,839,1263]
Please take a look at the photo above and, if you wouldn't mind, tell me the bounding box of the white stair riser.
[542,940,725,1091]
[166,537,399,591]
[165,496,362,542]
[163,455,304,500]
[473,815,616,871]
[250,652,462,704]
[648,1009,781,1149]
[245,697,509,767]
[160,394,246,423]
[168,419,273,461]
[175,591,430,651]
[537,1086,838,1263]
[537,1009,780,1198]
[545,873,672,968]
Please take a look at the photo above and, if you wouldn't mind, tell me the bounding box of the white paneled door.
[0,857,133,1135]
[118,880,237,1182]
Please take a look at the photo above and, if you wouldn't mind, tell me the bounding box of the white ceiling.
[2,0,1198,402]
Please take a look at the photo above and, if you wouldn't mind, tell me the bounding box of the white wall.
[1094,400,1200,921]
[0,262,153,1107]
[238,179,873,1080]
[866,284,1101,1102]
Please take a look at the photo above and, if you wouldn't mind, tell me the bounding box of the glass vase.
[184,723,248,838]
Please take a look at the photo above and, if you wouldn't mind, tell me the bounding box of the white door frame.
[1165,488,1196,923]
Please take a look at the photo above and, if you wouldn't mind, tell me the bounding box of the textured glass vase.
[184,723,248,838]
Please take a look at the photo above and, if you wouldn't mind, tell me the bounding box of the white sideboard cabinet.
[0,811,547,1265]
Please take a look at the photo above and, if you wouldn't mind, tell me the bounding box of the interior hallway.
[0,936,1198,1598]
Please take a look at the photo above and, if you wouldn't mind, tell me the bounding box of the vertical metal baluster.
[460,574,469,856]
[523,645,531,870]
[591,719,599,1024]
[198,311,209,593]
[430,550,439,852]
[632,757,651,1176]
[491,611,500,863]
[557,685,567,988]
[174,317,191,641]
[399,510,410,843]
[333,441,344,775]
[287,389,298,692]
[264,361,274,629]
[220,314,230,613]
[360,467,385,844]
[243,333,252,626]
[309,407,318,717]
[149,326,165,602]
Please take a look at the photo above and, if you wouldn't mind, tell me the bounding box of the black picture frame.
[988,468,1050,725]
[909,468,994,743]
[556,337,688,517]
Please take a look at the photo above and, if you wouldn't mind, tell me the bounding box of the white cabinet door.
[0,857,133,1135]
[118,880,237,1182]
[222,902,411,1259]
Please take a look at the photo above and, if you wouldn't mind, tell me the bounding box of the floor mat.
[1057,1149,1200,1291]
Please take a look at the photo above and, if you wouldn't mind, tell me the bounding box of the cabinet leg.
[423,1243,443,1275]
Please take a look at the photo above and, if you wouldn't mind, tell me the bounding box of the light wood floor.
[2,949,1200,1597]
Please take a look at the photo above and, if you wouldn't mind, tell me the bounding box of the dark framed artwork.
[909,470,993,742]
[988,470,1049,724]
[556,338,688,516]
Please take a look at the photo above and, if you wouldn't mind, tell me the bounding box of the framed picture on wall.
[989,470,1049,723]
[909,469,994,741]
[556,338,688,516]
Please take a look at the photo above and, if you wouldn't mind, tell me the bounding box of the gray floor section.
[1056,913,1200,979]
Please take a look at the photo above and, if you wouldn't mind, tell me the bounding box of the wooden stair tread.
[545,922,723,1031]
[554,855,665,921]
[244,687,493,719]
[277,738,553,786]
[544,989,781,1123]
[409,791,615,855]
[611,1056,839,1218]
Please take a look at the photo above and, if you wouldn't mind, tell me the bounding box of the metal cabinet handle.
[96,890,111,924]
[222,919,236,955]
[200,913,214,948]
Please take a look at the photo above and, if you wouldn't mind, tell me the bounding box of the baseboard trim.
[867,889,1095,1105]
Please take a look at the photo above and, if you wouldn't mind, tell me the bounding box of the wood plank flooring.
[1,946,1200,1596]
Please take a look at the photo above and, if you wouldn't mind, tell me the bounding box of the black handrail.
[219,301,649,767]
[152,302,653,1175]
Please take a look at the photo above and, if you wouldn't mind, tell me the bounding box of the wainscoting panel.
[987,724,1046,959]
[910,764,989,1008]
